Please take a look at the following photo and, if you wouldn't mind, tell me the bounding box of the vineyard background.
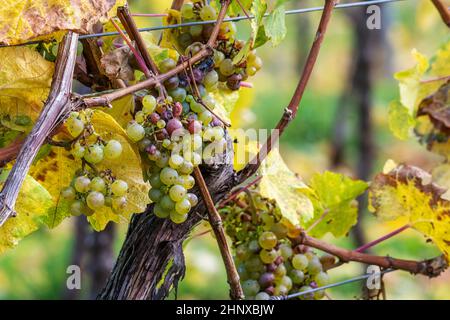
[0,0,448,299]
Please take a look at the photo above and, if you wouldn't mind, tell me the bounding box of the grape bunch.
[175,0,263,91]
[62,170,129,217]
[220,188,334,300]
[65,111,123,164]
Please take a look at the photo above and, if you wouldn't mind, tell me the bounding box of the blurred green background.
[0,0,449,300]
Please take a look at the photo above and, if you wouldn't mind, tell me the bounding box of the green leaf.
[264,4,287,46]
[304,171,368,238]
[388,100,416,140]
[256,147,314,225]
[251,0,268,47]
[232,38,252,65]
[0,170,53,254]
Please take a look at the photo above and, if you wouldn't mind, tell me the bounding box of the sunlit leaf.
[388,100,416,140]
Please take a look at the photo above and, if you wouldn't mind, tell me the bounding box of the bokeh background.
[0,0,449,299]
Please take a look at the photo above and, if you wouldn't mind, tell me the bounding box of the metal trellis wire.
[0,0,407,48]
[270,268,395,300]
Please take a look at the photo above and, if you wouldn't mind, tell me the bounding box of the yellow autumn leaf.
[209,85,241,126]
[0,0,126,45]
[257,147,314,225]
[369,164,450,261]
[0,46,54,127]
[101,95,135,128]
[388,100,416,140]
[0,170,53,254]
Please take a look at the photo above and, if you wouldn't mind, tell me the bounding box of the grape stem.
[217,175,262,208]
[0,137,25,167]
[82,0,231,108]
[354,223,410,253]
[296,233,448,277]
[0,32,79,226]
[239,0,339,180]
[431,0,450,27]
[193,166,244,300]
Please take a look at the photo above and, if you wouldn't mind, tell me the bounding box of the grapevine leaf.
[430,40,450,77]
[101,46,135,82]
[257,147,314,225]
[0,47,54,127]
[0,170,53,254]
[0,0,125,45]
[432,163,450,190]
[209,85,240,125]
[160,9,182,53]
[303,171,368,238]
[264,4,287,47]
[250,0,268,48]
[102,95,135,128]
[388,100,416,140]
[369,164,450,261]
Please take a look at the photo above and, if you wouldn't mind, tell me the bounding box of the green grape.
[199,110,213,125]
[280,275,293,291]
[154,203,170,218]
[213,50,225,66]
[74,176,91,193]
[61,186,76,200]
[258,231,277,250]
[189,25,203,37]
[104,140,123,160]
[111,179,128,196]
[219,58,235,76]
[181,174,195,189]
[138,138,152,152]
[160,167,178,186]
[169,87,187,103]
[160,195,175,210]
[289,269,305,284]
[203,70,219,90]
[175,197,191,214]
[249,56,263,71]
[180,3,194,19]
[156,153,170,168]
[246,66,257,76]
[142,95,157,114]
[170,211,188,224]
[192,152,202,165]
[162,139,171,149]
[242,279,260,297]
[248,240,260,253]
[157,119,166,129]
[89,177,106,192]
[159,58,176,73]
[186,193,198,206]
[149,173,163,188]
[255,292,270,300]
[279,243,293,260]
[274,264,287,279]
[127,122,145,142]
[271,222,288,239]
[274,285,288,296]
[169,184,187,202]
[135,110,145,124]
[259,249,278,264]
[236,243,251,261]
[112,196,127,211]
[169,154,184,169]
[200,5,217,21]
[314,271,330,287]
[190,101,205,113]
[313,290,325,300]
[149,188,163,202]
[70,200,85,216]
[86,191,105,209]
[202,127,214,141]
[71,142,85,159]
[245,255,264,272]
[192,134,202,150]
[179,160,194,174]
[298,286,314,300]
[212,127,224,141]
[292,254,309,271]
[307,256,323,275]
[84,144,104,164]
[66,116,84,137]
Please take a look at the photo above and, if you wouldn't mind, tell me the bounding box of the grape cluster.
[220,188,333,300]
[176,1,263,91]
[62,170,129,217]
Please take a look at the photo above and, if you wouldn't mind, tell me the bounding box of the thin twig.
[240,0,338,180]
[420,75,450,84]
[0,32,79,226]
[355,224,410,253]
[431,0,450,27]
[217,176,262,208]
[193,166,244,300]
[305,208,330,233]
[235,0,252,21]
[0,137,25,166]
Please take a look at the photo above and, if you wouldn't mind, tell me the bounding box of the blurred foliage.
[0,0,449,300]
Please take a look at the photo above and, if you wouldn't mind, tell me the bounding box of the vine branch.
[431,0,450,27]
[0,32,79,226]
[193,167,244,300]
[240,0,338,179]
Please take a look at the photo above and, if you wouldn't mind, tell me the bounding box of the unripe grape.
[111,179,128,196]
[159,58,176,73]
[169,184,187,202]
[157,119,166,129]
[258,231,277,250]
[170,211,188,224]
[169,87,187,103]
[242,279,260,297]
[274,285,288,296]
[160,167,178,186]
[281,276,293,291]
[160,195,175,210]
[149,188,163,202]
[290,269,305,284]
[89,177,106,192]
[292,254,309,271]
[175,197,191,214]
[255,292,270,300]
[61,186,76,200]
[127,122,145,142]
[74,176,91,193]
[84,144,104,164]
[189,25,203,37]
[213,50,225,66]
[70,200,86,216]
[142,95,157,114]
[307,256,323,275]
[219,58,235,76]
[149,173,163,189]
[66,117,84,137]
[112,196,127,211]
[179,160,194,174]
[86,191,105,209]
[279,243,293,260]
[180,3,194,19]
[104,140,123,160]
[200,5,217,21]
[71,142,85,159]
[181,174,195,189]
[154,203,170,218]
[199,110,213,125]
[156,153,170,168]
[186,193,198,207]
[298,286,314,300]
[314,271,330,287]
[203,70,219,90]
[135,111,146,124]
[274,264,287,278]
[259,249,278,264]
